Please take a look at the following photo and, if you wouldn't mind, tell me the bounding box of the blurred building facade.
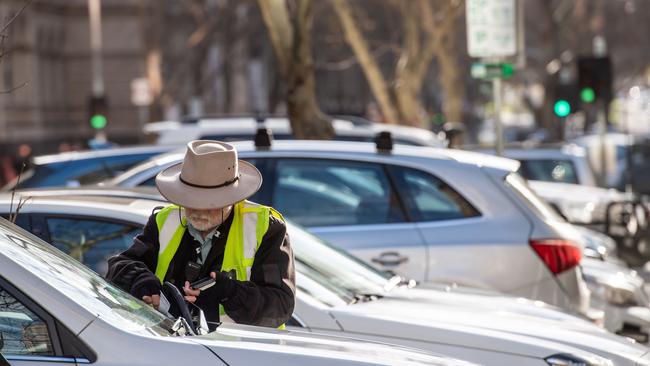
[0,0,147,154]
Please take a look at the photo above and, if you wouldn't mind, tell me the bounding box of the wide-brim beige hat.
[156,140,262,209]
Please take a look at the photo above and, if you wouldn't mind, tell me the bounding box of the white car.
[582,256,650,339]
[144,116,447,147]
[102,140,591,317]
[0,191,646,365]
[527,180,631,226]
[0,217,483,366]
[477,144,598,187]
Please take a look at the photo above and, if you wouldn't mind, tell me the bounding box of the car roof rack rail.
[375,131,393,153]
[255,127,273,150]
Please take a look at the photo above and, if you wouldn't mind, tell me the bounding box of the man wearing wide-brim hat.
[107,140,295,328]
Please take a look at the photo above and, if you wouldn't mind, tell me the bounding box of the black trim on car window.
[383,164,414,222]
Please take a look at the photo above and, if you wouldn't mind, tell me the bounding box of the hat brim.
[155,160,262,209]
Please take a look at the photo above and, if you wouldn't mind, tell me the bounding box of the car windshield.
[0,218,171,336]
[504,173,566,222]
[517,159,579,184]
[288,223,390,305]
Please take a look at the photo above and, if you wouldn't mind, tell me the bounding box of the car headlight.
[546,353,613,366]
[589,281,638,307]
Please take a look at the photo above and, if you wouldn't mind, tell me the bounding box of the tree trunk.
[287,0,334,139]
[142,0,164,122]
[330,0,400,124]
[435,33,464,123]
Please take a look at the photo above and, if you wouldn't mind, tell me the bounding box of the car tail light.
[530,239,582,275]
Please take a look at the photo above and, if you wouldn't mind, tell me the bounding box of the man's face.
[184,206,232,231]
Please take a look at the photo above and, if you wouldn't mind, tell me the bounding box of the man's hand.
[184,281,201,303]
[142,294,160,310]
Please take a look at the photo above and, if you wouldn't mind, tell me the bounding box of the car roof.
[143,140,520,173]
[0,189,164,219]
[32,145,181,165]
[252,140,522,171]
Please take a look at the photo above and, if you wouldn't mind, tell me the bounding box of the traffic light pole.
[493,77,504,156]
[88,0,106,141]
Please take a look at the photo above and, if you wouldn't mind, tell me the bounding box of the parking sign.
[466,0,517,58]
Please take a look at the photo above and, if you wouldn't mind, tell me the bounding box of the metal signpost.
[466,0,520,156]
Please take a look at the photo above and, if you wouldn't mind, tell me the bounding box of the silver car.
[104,140,590,316]
[0,216,481,366]
[0,191,637,366]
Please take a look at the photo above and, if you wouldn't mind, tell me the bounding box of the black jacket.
[106,206,295,328]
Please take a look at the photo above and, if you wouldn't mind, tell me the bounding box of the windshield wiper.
[384,275,417,292]
[348,293,383,305]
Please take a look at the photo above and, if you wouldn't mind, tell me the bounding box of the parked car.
[101,139,591,316]
[582,256,650,340]
[143,116,447,147]
[2,145,179,191]
[0,191,642,366]
[528,180,650,265]
[476,144,598,187]
[0,217,482,366]
[527,180,631,226]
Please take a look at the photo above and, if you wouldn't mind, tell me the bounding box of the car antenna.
[375,131,393,153]
[8,163,31,223]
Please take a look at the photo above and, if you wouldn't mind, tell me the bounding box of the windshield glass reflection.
[0,218,169,336]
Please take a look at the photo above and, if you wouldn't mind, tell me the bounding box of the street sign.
[130,77,152,107]
[471,62,514,80]
[466,0,517,58]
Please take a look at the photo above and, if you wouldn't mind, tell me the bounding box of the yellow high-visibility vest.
[154,200,285,329]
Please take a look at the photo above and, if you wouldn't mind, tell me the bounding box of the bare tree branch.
[331,0,400,124]
[257,0,293,75]
[0,81,28,94]
[0,0,32,35]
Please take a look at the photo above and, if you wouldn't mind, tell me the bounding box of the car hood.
[582,258,645,289]
[388,284,591,324]
[192,323,476,366]
[528,180,630,202]
[329,297,648,362]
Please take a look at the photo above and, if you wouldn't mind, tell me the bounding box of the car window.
[141,176,157,187]
[45,218,140,276]
[272,159,405,227]
[0,286,54,356]
[505,173,565,222]
[518,159,579,184]
[389,166,480,222]
[75,161,143,185]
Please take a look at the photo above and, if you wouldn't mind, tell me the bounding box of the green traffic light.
[580,87,595,103]
[554,100,571,117]
[90,114,107,129]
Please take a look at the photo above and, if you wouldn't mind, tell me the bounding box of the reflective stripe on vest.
[154,201,285,329]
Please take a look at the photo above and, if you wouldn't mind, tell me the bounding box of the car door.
[387,164,533,289]
[31,214,141,276]
[0,279,90,366]
[267,158,427,281]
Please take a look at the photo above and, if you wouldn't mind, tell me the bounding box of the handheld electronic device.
[190,277,216,291]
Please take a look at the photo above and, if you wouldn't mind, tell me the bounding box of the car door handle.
[371,252,408,267]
